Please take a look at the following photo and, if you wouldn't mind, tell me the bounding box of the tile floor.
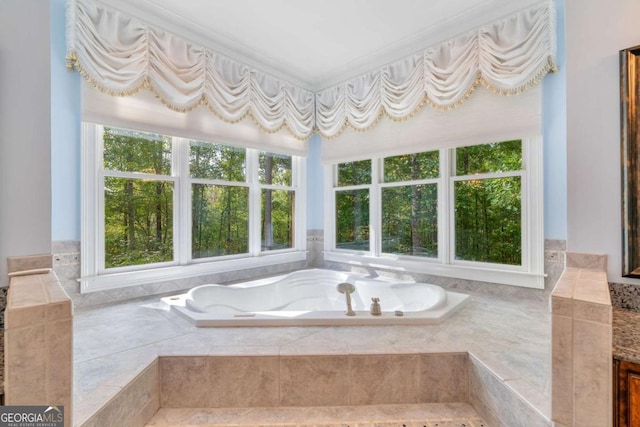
[73,290,550,426]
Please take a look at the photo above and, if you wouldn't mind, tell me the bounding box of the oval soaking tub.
[164,269,469,327]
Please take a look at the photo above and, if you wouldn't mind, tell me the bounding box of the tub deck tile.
[73,292,548,427]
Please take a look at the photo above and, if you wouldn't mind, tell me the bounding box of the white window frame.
[324,137,544,288]
[80,123,307,293]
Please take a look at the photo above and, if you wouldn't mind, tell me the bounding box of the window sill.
[80,251,308,293]
[323,251,545,289]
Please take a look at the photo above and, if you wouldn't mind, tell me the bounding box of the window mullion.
[96,126,106,274]
[247,149,261,256]
[371,158,382,257]
[175,137,191,265]
[294,156,306,251]
[440,149,451,266]
[84,123,103,281]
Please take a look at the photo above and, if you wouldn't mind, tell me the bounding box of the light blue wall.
[51,0,81,241]
[542,0,567,240]
[306,134,324,230]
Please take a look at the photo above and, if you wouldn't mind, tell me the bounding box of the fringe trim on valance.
[66,0,556,142]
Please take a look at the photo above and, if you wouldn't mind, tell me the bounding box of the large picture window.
[81,124,305,292]
[325,138,544,288]
[102,128,175,269]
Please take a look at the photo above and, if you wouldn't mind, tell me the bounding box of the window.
[102,128,174,268]
[335,160,371,251]
[325,138,544,288]
[453,141,522,265]
[382,151,439,258]
[190,142,248,259]
[81,124,306,292]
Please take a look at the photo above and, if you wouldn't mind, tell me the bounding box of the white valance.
[65,0,315,140]
[66,0,556,144]
[316,1,556,138]
[321,85,542,164]
[82,81,308,156]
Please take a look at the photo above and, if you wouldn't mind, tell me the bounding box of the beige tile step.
[145,402,488,427]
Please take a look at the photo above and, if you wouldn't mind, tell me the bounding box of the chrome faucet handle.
[370,296,381,316]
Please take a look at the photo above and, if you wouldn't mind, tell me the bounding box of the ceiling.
[106,0,542,91]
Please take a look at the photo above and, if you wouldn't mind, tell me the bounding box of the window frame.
[81,123,307,293]
[324,137,544,288]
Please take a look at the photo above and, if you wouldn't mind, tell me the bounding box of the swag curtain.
[66,0,556,146]
[315,2,556,138]
[66,0,315,141]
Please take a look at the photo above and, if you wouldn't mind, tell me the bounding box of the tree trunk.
[125,180,135,249]
[155,142,163,242]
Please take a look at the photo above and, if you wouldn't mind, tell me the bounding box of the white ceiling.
[107,0,542,91]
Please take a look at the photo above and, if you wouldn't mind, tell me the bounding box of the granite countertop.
[613,308,640,365]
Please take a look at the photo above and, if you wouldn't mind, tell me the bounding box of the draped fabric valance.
[316,1,556,138]
[65,0,315,140]
[66,0,556,143]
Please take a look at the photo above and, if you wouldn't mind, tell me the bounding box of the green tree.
[103,127,173,268]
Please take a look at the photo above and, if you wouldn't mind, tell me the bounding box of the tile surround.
[81,360,158,427]
[62,238,560,425]
[4,271,73,427]
[348,354,422,405]
[73,286,551,426]
[7,253,53,274]
[550,263,612,427]
[52,237,566,309]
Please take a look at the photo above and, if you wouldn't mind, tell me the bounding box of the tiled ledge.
[5,271,73,427]
[73,288,551,427]
[79,351,549,427]
[551,256,612,427]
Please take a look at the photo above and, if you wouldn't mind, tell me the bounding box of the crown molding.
[95,0,545,92]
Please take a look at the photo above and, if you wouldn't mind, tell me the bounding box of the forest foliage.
[103,128,294,269]
[103,125,522,269]
[335,140,523,265]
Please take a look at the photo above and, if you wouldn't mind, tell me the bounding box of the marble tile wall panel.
[551,313,572,426]
[64,237,566,307]
[419,353,468,403]
[348,354,421,405]
[4,324,47,403]
[306,229,325,268]
[7,254,52,274]
[52,240,81,308]
[159,356,209,408]
[209,356,279,408]
[326,239,566,302]
[565,252,607,270]
[279,355,350,406]
[573,320,612,427]
[71,259,307,308]
[157,353,470,410]
[82,360,159,427]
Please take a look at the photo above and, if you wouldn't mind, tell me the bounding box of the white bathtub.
[164,269,469,327]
